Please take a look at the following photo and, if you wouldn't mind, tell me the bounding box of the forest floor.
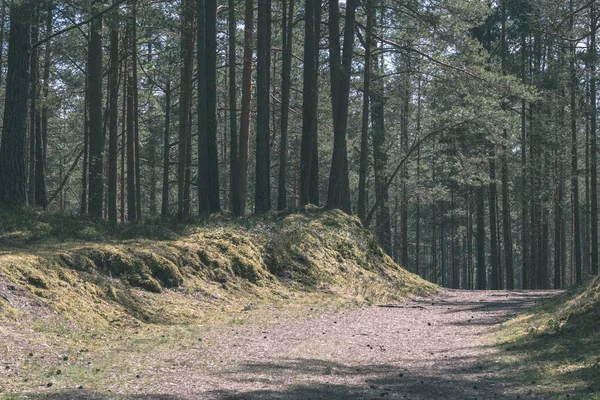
[5,289,591,400]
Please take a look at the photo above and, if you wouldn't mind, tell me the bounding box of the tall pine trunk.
[358,0,372,222]
[28,9,39,206]
[107,4,119,222]
[229,0,240,214]
[326,0,356,214]
[277,0,294,210]
[237,0,254,216]
[0,1,32,206]
[161,80,171,217]
[87,0,104,219]
[178,0,193,218]
[591,3,599,277]
[476,185,486,289]
[36,6,51,209]
[255,0,271,213]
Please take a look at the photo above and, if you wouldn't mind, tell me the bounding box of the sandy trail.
[3,289,559,399]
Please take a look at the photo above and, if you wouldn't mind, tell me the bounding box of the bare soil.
[1,289,560,400]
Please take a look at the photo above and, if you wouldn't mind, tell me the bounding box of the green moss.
[492,276,600,397]
[137,251,183,288]
[27,273,48,289]
[0,208,436,329]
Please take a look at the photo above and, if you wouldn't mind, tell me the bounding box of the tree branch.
[33,0,129,49]
[364,117,479,226]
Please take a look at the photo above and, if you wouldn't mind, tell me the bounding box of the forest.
[0,0,599,293]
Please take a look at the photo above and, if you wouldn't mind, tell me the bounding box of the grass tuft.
[491,276,600,398]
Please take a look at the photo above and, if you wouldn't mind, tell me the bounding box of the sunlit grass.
[490,276,600,399]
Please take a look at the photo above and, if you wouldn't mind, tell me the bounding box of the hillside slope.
[0,207,435,329]
[492,276,600,398]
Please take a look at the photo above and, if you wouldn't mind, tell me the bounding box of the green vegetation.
[0,207,435,329]
[0,207,436,397]
[491,277,600,398]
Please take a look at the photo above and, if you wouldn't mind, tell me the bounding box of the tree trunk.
[0,1,32,207]
[277,0,294,210]
[300,0,319,207]
[36,6,51,209]
[127,74,136,220]
[591,3,598,277]
[255,0,271,213]
[132,2,142,219]
[489,152,500,289]
[0,0,7,94]
[371,33,391,255]
[87,0,104,219]
[571,2,583,283]
[162,80,171,217]
[178,0,193,218]
[357,0,372,223]
[206,0,220,213]
[326,0,356,214]
[28,9,39,206]
[476,185,486,289]
[107,4,119,222]
[229,0,240,214]
[237,0,253,216]
[500,0,513,289]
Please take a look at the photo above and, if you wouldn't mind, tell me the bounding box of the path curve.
[149,290,557,399]
[5,289,559,399]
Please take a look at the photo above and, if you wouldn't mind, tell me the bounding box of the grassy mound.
[492,277,600,398]
[0,207,436,329]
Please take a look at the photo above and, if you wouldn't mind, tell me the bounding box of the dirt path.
[3,290,559,400]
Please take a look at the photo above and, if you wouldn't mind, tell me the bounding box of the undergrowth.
[0,206,436,329]
[491,276,600,399]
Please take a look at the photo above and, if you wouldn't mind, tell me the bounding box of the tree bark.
[229,0,240,214]
[476,185,486,289]
[107,3,119,222]
[161,80,171,217]
[237,0,254,216]
[255,0,271,213]
[36,5,51,210]
[87,0,104,219]
[178,0,193,218]
[0,1,32,207]
[591,2,598,277]
[28,8,39,206]
[358,0,372,222]
[326,0,356,214]
[206,0,220,213]
[132,2,142,219]
[278,0,295,211]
